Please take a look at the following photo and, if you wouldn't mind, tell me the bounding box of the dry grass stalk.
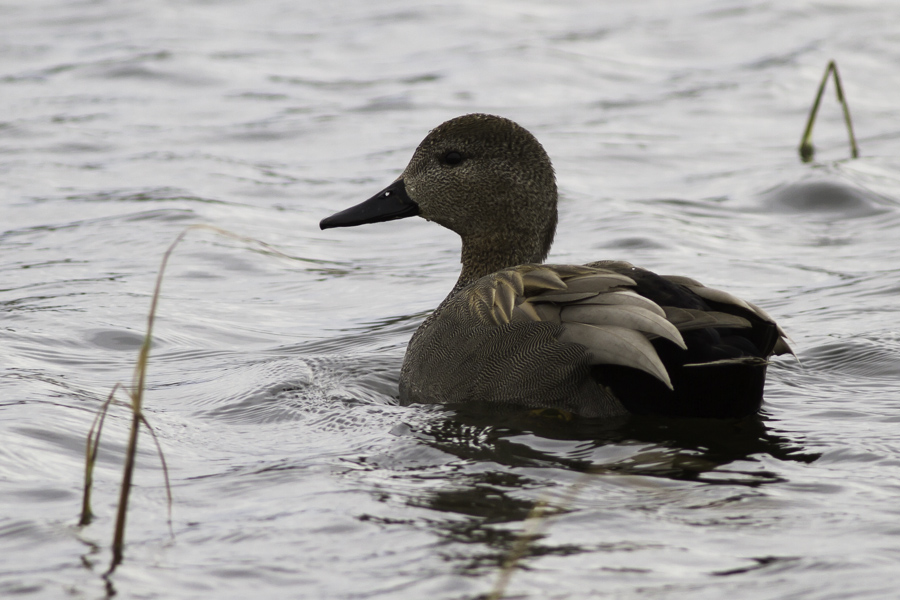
[79,224,294,575]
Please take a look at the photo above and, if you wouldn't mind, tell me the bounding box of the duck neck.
[455,234,546,291]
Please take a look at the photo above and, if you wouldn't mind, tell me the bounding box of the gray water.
[3,1,900,598]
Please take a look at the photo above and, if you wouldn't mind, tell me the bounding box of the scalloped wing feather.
[468,265,677,387]
[570,290,666,317]
[561,304,686,349]
[557,323,674,389]
[460,264,791,391]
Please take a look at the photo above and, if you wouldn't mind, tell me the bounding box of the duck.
[320,114,791,419]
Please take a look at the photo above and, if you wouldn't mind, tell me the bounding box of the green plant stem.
[799,60,859,162]
[831,62,859,159]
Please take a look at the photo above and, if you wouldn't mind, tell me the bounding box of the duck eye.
[442,151,464,166]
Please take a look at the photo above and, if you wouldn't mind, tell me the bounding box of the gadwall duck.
[321,114,790,418]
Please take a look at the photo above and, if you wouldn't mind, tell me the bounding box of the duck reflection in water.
[388,404,818,570]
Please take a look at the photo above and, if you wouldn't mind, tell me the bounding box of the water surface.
[3,1,900,598]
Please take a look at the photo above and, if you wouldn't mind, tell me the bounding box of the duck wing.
[582,261,791,416]
[655,272,793,357]
[400,262,789,417]
[481,265,685,389]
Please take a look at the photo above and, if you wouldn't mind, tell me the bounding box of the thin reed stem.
[107,228,190,574]
[139,413,174,537]
[98,224,297,575]
[799,60,859,162]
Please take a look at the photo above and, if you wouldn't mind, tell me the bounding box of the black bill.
[320,179,419,229]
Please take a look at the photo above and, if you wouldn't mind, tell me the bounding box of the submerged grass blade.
[487,469,598,600]
[487,499,551,600]
[799,60,859,162]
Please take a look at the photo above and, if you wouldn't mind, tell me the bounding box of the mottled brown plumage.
[320,114,791,418]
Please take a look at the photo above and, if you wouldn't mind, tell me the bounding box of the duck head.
[320,114,559,286]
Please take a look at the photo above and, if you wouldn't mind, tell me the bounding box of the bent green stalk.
[799,60,859,162]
